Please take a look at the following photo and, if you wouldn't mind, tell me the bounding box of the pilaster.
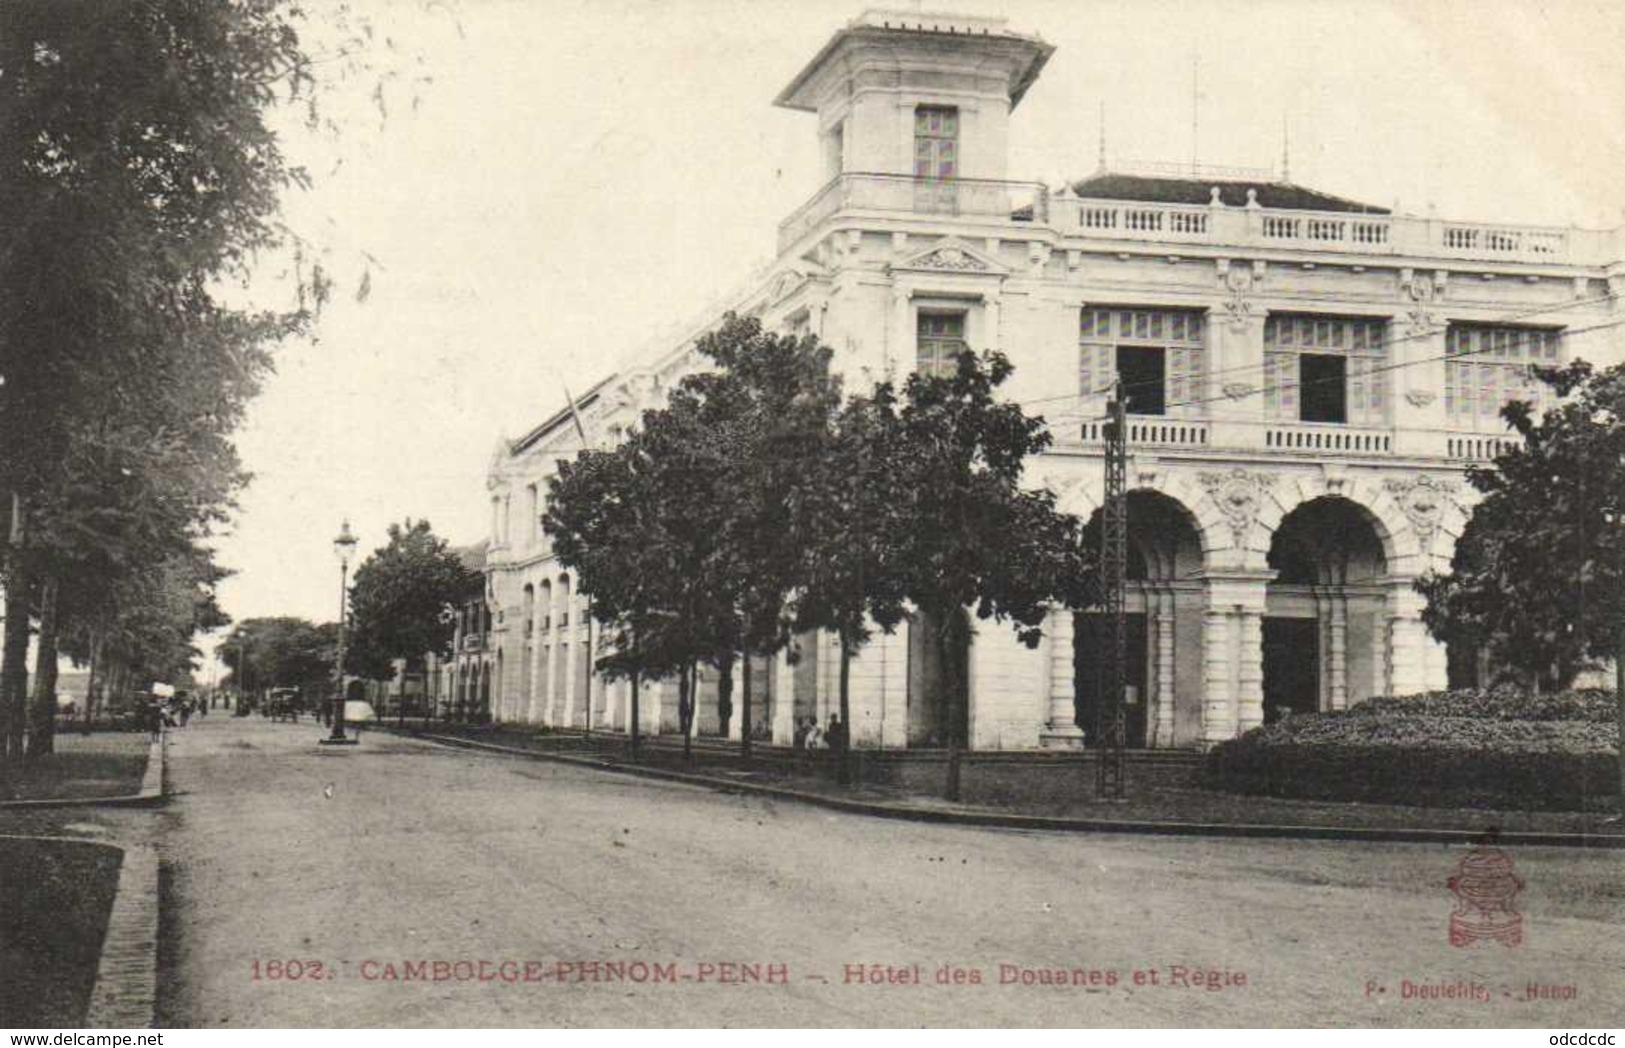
[1043,607,1082,747]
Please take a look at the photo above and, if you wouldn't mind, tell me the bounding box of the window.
[917,312,966,379]
[913,106,958,180]
[914,106,959,212]
[1263,315,1388,426]
[526,484,539,546]
[1444,324,1560,427]
[1079,308,1206,416]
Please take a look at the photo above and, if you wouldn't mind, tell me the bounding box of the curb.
[407,730,1625,850]
[85,843,159,1028]
[0,734,168,810]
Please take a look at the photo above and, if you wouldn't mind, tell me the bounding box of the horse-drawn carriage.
[266,687,304,723]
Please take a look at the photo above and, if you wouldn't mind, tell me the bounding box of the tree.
[862,351,1094,800]
[685,315,844,757]
[0,2,428,761]
[1416,359,1625,806]
[221,617,336,709]
[346,520,480,683]
[0,2,311,761]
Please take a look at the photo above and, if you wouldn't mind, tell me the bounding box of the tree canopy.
[346,519,481,680]
[545,316,1093,786]
[1419,360,1625,691]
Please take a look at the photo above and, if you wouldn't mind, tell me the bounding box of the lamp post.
[321,520,360,746]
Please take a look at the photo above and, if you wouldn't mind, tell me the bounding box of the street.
[156,716,1625,1028]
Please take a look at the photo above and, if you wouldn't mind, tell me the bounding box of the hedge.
[1203,688,1620,812]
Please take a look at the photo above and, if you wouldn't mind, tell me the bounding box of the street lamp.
[321,519,360,746]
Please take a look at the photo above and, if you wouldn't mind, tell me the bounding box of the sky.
[201,0,1625,673]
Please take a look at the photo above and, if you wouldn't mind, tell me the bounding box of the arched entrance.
[1264,497,1388,720]
[1077,490,1205,747]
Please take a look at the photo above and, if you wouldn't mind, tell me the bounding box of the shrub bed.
[1203,688,1620,812]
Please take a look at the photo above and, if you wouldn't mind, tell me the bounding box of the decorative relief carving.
[1218,263,1258,333]
[917,245,988,271]
[1198,468,1274,547]
[1384,473,1458,550]
[1404,389,1438,407]
[1400,267,1441,335]
[1223,381,1255,401]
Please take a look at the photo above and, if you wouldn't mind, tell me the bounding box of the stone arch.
[1262,494,1394,719]
[1038,470,1218,567]
[1075,488,1209,748]
[1252,476,1403,574]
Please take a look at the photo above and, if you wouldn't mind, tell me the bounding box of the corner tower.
[774,10,1053,184]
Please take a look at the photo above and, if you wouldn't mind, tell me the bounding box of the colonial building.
[481,9,1623,750]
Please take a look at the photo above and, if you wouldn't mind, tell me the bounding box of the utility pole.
[1095,392,1128,798]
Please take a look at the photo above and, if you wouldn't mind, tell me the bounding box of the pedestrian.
[793,716,809,751]
[805,719,825,751]
[145,698,164,743]
[179,699,192,727]
[827,714,846,755]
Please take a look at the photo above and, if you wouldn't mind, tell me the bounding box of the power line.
[1016,288,1619,412]
[1060,312,1625,428]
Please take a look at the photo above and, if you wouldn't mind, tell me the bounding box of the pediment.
[889,237,1009,277]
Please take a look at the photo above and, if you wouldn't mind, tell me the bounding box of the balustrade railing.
[777,172,1048,251]
[776,173,1611,266]
[1263,423,1392,453]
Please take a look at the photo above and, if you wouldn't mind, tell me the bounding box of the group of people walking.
[792,714,847,753]
[144,693,205,742]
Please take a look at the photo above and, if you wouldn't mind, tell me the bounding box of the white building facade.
[481,10,1624,751]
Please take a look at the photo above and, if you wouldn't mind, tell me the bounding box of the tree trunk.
[939,608,966,803]
[717,654,734,741]
[84,631,102,732]
[629,669,641,759]
[838,633,852,786]
[26,575,59,759]
[1616,621,1624,816]
[679,662,695,764]
[740,651,753,762]
[1,562,33,765]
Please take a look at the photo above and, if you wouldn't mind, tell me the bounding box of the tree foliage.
[545,317,1093,784]
[221,617,337,702]
[1419,360,1625,691]
[0,1,419,760]
[346,519,480,680]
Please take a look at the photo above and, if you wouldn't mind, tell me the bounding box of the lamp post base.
[318,737,359,746]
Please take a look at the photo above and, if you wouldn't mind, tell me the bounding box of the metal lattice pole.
[1096,393,1129,798]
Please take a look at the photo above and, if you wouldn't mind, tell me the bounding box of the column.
[1386,583,1437,696]
[1371,605,1390,698]
[561,593,582,728]
[586,615,604,729]
[543,590,561,725]
[1044,607,1080,744]
[1236,610,1264,733]
[1153,592,1176,748]
[1329,595,1348,710]
[771,649,797,745]
[888,287,911,375]
[1201,608,1234,744]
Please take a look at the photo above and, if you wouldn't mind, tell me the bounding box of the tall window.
[526,484,539,547]
[1263,315,1388,426]
[914,106,958,212]
[1079,308,1206,416]
[913,106,958,180]
[1444,324,1560,427]
[917,312,966,379]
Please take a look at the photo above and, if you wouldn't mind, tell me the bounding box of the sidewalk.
[398,722,1625,848]
[0,729,163,807]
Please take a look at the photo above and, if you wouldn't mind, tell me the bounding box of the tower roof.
[775,9,1053,113]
